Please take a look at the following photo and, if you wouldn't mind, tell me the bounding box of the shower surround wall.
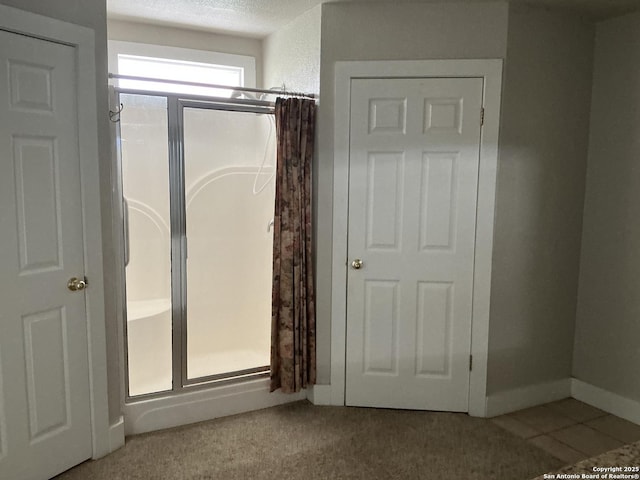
[120,95,274,396]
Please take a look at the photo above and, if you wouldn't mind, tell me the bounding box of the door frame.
[331,59,503,417]
[0,4,111,457]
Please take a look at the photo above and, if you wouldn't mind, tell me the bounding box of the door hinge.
[480,108,485,126]
[469,355,473,371]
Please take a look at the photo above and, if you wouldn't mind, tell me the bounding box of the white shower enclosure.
[117,90,275,398]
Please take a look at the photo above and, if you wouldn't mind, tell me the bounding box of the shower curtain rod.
[108,73,317,100]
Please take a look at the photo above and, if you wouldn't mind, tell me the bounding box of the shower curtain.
[270,97,317,393]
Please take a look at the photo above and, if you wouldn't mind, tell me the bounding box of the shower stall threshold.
[123,377,306,435]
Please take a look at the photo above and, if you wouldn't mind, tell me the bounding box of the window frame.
[108,40,257,92]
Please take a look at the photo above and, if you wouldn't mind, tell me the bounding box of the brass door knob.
[351,259,363,270]
[67,277,87,291]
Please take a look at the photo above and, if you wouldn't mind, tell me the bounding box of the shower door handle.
[123,197,130,267]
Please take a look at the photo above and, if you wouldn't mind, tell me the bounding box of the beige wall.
[263,5,321,94]
[108,19,263,86]
[0,0,122,424]
[487,4,595,396]
[8,0,626,420]
[573,11,640,402]
[316,1,510,383]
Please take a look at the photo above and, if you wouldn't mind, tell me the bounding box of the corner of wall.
[572,378,640,426]
[486,4,595,398]
[486,378,572,417]
[306,384,333,405]
[571,9,640,405]
[262,5,321,94]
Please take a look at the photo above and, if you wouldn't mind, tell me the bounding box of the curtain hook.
[109,103,124,123]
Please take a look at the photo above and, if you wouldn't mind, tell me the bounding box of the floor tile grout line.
[509,413,617,438]
[581,414,640,444]
[526,433,591,458]
[526,421,632,461]
[527,441,587,465]
[579,423,635,446]
[490,419,592,460]
[532,420,628,443]
[468,416,583,467]
[574,415,632,445]
[496,418,628,459]
[494,403,638,458]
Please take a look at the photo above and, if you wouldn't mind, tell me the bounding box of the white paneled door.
[0,30,93,479]
[345,77,483,411]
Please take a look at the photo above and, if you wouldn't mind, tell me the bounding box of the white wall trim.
[485,378,572,417]
[0,4,111,460]
[572,379,640,426]
[124,379,306,435]
[331,59,503,415]
[471,377,640,423]
[108,416,125,453]
[306,384,333,405]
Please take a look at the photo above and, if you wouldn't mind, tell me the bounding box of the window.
[108,40,256,97]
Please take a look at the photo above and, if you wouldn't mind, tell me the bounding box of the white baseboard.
[306,384,333,405]
[108,415,125,453]
[124,378,307,435]
[485,378,572,417]
[571,378,640,425]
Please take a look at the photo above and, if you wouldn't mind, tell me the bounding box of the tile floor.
[491,398,640,465]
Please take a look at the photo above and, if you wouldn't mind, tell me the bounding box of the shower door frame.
[116,88,275,402]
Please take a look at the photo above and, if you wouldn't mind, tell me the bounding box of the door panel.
[13,137,63,272]
[415,282,452,376]
[23,307,70,440]
[364,281,399,374]
[183,107,273,382]
[365,153,403,250]
[0,29,92,479]
[346,77,483,411]
[419,153,457,250]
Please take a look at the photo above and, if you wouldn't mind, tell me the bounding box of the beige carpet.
[56,401,562,480]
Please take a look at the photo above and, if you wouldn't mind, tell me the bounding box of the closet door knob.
[351,259,363,270]
[67,277,88,291]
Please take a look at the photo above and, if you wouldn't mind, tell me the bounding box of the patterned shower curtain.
[270,97,317,393]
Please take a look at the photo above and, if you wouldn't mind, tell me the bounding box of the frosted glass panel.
[120,94,173,396]
[184,107,274,380]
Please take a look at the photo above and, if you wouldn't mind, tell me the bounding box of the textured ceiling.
[107,0,324,38]
[106,0,640,38]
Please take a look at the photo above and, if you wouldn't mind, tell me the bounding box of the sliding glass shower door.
[118,91,275,398]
